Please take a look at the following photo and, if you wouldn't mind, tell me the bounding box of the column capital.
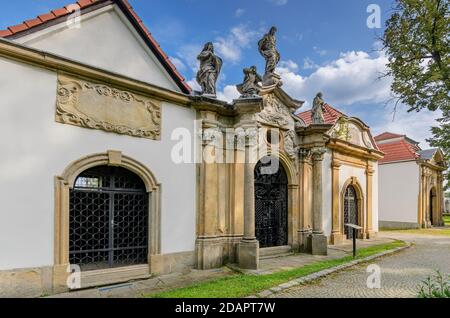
[298,148,312,161]
[331,160,342,170]
[311,147,327,162]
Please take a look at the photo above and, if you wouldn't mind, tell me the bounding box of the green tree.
[383,0,450,188]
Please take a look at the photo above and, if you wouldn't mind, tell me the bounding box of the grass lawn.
[444,215,450,226]
[146,240,406,299]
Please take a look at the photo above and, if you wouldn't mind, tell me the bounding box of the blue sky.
[0,0,440,146]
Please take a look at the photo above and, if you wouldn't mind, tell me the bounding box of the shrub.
[418,271,450,298]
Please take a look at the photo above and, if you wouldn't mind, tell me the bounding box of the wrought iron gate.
[344,185,358,239]
[69,166,148,270]
[254,157,288,248]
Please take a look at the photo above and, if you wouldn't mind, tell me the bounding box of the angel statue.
[196,42,223,96]
[258,26,281,86]
[237,66,262,98]
[311,92,326,124]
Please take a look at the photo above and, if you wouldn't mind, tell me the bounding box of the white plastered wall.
[378,161,419,224]
[0,57,196,271]
[15,5,180,92]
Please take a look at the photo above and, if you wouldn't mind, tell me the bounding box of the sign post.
[345,224,363,258]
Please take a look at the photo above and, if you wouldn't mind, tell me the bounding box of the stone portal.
[254,157,288,248]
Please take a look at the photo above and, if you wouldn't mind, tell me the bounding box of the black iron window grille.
[254,157,288,248]
[69,166,149,271]
[344,185,358,239]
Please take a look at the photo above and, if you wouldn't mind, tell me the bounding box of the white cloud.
[169,56,186,72]
[186,78,201,92]
[267,0,288,5]
[214,24,260,63]
[372,106,441,148]
[235,8,245,17]
[278,60,299,73]
[313,46,328,56]
[276,50,392,106]
[176,44,203,73]
[217,85,240,102]
[303,57,318,70]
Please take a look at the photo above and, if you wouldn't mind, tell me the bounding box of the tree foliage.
[383,0,449,112]
[383,0,450,188]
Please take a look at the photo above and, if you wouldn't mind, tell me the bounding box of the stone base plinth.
[365,231,377,239]
[308,234,328,256]
[298,230,312,253]
[330,233,346,245]
[195,238,224,270]
[238,239,259,270]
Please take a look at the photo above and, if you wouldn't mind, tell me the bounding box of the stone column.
[365,165,375,238]
[330,160,345,245]
[238,129,259,269]
[420,167,427,228]
[297,149,312,253]
[309,147,328,255]
[437,174,444,226]
[195,112,223,270]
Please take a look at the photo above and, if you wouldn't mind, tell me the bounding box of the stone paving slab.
[254,242,410,298]
[49,236,395,298]
[270,232,450,298]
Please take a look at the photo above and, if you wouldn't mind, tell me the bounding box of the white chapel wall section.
[378,161,419,225]
[16,5,180,92]
[0,57,197,271]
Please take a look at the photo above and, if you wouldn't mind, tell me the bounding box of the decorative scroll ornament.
[333,117,351,142]
[56,75,161,140]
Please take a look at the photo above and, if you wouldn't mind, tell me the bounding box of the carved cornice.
[0,39,191,106]
[327,138,384,161]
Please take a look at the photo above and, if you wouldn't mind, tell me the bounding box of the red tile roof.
[297,104,344,126]
[374,132,404,142]
[377,139,421,164]
[0,0,191,94]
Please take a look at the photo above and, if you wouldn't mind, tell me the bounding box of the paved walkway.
[271,231,450,298]
[50,237,392,298]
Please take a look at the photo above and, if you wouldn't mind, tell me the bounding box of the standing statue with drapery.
[311,92,326,124]
[258,26,281,86]
[196,42,223,96]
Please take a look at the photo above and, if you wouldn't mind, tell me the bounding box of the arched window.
[70,166,148,270]
[344,185,358,239]
[254,156,288,248]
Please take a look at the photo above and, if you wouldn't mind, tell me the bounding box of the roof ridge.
[0,0,191,93]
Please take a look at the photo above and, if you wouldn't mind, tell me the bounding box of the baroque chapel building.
[0,0,383,297]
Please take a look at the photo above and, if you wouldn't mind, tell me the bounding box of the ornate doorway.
[430,187,437,226]
[69,166,149,271]
[344,185,358,239]
[254,157,288,248]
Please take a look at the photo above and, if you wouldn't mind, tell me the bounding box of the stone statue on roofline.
[311,92,325,124]
[196,42,223,97]
[237,66,262,98]
[258,26,282,87]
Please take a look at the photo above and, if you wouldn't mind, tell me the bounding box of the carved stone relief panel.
[56,74,162,140]
[257,94,294,130]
